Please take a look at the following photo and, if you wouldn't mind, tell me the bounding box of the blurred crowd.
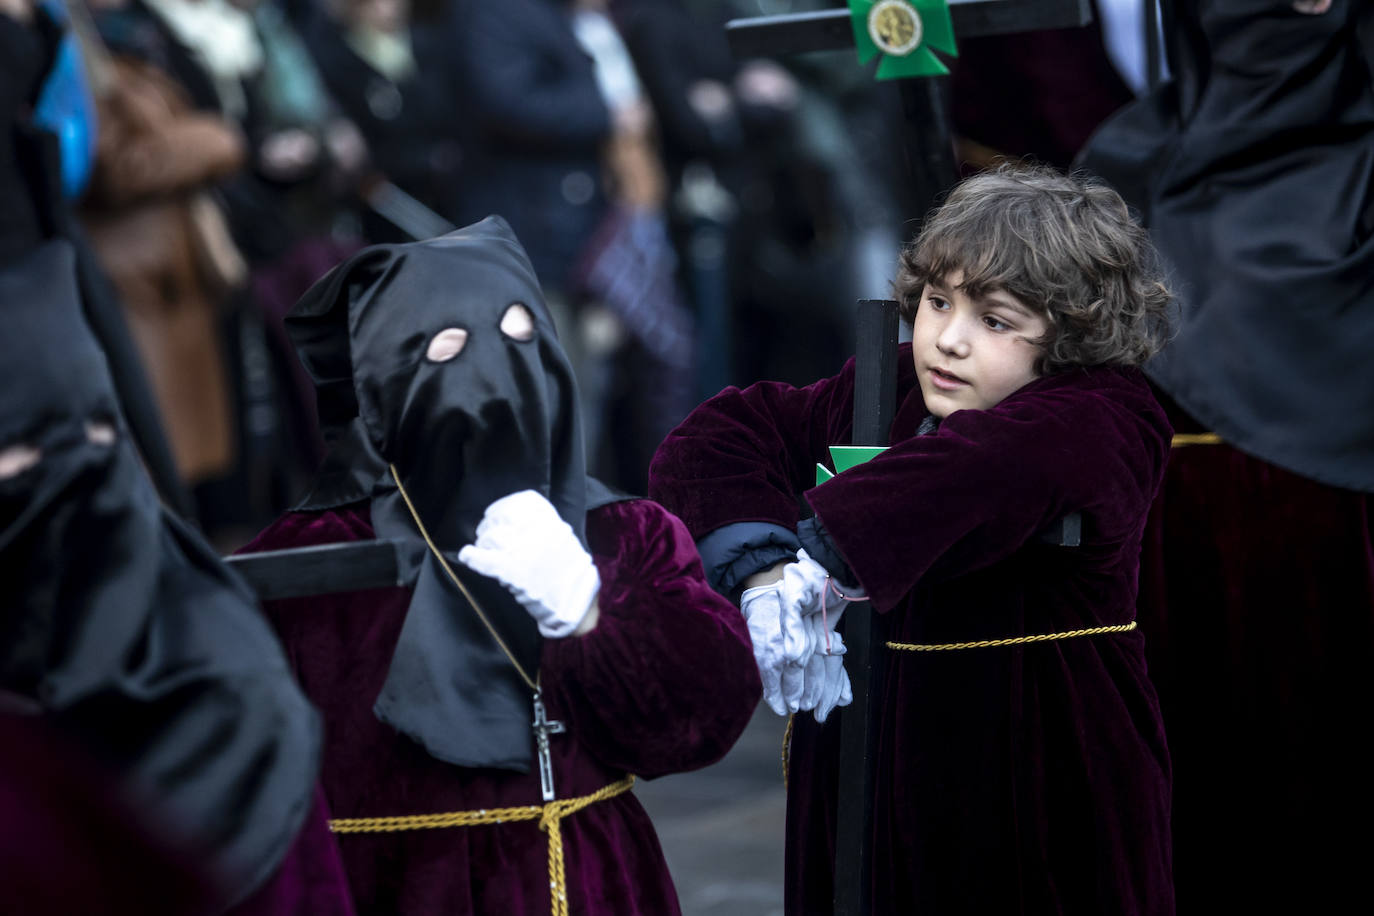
[5,0,1150,545]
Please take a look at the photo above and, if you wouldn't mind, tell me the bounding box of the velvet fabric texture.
[240,496,760,915]
[649,343,1175,914]
[226,788,357,916]
[0,713,221,915]
[1136,394,1374,911]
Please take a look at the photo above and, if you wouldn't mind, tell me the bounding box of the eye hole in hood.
[426,328,469,362]
[0,444,41,480]
[500,303,534,341]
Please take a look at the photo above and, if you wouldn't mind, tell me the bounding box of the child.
[649,165,1175,914]
[241,216,761,915]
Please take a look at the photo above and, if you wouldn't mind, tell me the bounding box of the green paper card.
[816,445,890,485]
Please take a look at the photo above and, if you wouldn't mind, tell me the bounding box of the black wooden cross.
[725,4,1092,914]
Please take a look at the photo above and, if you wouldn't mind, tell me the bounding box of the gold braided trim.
[887,621,1138,653]
[1171,432,1222,448]
[329,775,635,916]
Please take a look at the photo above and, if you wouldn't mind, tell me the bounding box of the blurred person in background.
[650,0,911,390]
[85,0,357,544]
[2,0,192,515]
[79,0,249,533]
[948,0,1138,171]
[613,0,800,401]
[451,0,695,493]
[303,0,464,243]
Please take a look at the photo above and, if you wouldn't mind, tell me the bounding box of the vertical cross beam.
[833,298,900,915]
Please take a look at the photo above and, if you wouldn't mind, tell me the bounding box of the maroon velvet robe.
[241,497,760,915]
[0,713,220,916]
[1136,394,1374,911]
[226,790,357,916]
[649,344,1175,914]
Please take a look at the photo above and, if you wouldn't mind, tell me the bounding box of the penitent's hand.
[801,621,852,722]
[740,581,809,716]
[457,490,600,638]
[779,550,863,719]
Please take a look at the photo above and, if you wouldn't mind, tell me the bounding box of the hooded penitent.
[1077,0,1374,492]
[0,241,320,905]
[287,215,606,772]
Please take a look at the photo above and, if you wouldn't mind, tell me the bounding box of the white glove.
[800,623,852,723]
[742,549,864,716]
[782,610,853,721]
[782,549,865,629]
[740,581,809,716]
[456,490,600,639]
[778,549,861,718]
[778,600,836,713]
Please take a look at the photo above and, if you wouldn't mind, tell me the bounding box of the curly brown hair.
[894,164,1173,374]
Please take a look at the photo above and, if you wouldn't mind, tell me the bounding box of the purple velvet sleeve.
[807,370,1171,611]
[542,499,762,778]
[647,362,860,538]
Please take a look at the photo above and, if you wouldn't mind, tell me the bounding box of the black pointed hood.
[1,241,320,904]
[286,216,609,771]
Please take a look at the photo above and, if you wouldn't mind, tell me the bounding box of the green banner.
[848,0,957,80]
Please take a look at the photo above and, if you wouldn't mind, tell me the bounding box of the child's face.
[911,271,1048,418]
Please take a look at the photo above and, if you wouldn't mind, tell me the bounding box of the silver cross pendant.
[531,689,566,802]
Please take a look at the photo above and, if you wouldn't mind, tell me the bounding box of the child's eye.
[926,296,950,311]
[983,315,1011,331]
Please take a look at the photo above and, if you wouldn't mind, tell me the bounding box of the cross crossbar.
[226,541,405,600]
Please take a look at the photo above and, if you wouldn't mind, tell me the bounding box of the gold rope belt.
[328,775,636,916]
[887,620,1138,652]
[780,622,1137,784]
[1171,432,1222,448]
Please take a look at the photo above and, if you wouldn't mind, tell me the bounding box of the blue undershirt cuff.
[796,515,860,590]
[695,522,800,600]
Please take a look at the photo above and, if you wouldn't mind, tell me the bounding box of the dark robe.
[0,239,332,911]
[1077,0,1374,491]
[0,713,219,915]
[649,344,1174,915]
[950,7,1134,169]
[1133,395,1374,912]
[1077,3,1374,907]
[240,496,760,915]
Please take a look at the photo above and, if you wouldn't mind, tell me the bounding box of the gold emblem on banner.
[867,0,923,57]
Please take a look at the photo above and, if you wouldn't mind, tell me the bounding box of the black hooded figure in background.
[0,239,338,913]
[1077,1,1374,909]
[238,215,759,915]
